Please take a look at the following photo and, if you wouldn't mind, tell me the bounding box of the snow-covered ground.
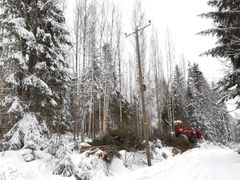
[107,144,240,180]
[0,143,240,180]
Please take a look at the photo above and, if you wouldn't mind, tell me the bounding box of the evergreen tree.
[187,63,232,142]
[160,77,171,135]
[236,120,240,143]
[187,63,208,133]
[200,0,240,107]
[0,0,71,149]
[211,85,233,143]
[172,65,187,122]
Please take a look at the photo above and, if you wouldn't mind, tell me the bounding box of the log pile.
[78,145,120,163]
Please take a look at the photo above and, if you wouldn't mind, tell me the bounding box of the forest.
[0,0,240,180]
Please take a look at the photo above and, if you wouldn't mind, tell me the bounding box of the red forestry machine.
[174,120,202,143]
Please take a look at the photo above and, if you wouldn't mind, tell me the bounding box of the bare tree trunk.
[129,58,133,104]
[155,72,161,136]
[171,95,175,131]
[82,0,87,69]
[99,98,102,135]
[116,16,123,129]
[80,0,88,142]
[136,110,139,136]
[88,97,92,137]
[97,1,108,136]
[92,96,95,138]
[165,29,175,134]
[103,83,108,135]
[73,1,81,141]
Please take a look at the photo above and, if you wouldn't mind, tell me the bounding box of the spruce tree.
[172,65,187,122]
[187,63,232,142]
[0,0,71,149]
[200,0,240,107]
[211,85,233,143]
[187,64,206,131]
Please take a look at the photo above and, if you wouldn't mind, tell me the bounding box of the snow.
[228,84,237,91]
[7,18,36,42]
[226,97,240,119]
[0,150,75,180]
[23,75,53,96]
[0,143,240,180]
[35,62,48,71]
[0,59,3,66]
[8,18,26,27]
[5,113,49,150]
[6,96,24,114]
[6,52,28,69]
[5,73,20,86]
[106,145,240,180]
[50,99,58,106]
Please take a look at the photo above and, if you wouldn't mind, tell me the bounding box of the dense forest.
[0,0,240,178]
[0,0,237,147]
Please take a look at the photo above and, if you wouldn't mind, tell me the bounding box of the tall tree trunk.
[92,95,95,138]
[99,98,102,135]
[103,84,108,135]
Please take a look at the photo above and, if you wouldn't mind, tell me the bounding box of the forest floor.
[0,142,239,180]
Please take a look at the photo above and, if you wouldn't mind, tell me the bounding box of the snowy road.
[108,147,240,180]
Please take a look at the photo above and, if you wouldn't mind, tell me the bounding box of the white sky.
[66,0,224,82]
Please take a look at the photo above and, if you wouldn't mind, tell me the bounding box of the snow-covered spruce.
[5,113,49,150]
[52,143,75,177]
[75,149,113,179]
[0,0,72,148]
[200,0,240,111]
[186,63,232,143]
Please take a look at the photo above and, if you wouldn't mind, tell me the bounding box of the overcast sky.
[66,0,224,82]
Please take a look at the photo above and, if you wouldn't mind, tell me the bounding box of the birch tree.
[149,30,164,137]
[165,29,175,133]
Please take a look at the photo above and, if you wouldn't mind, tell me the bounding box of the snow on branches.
[5,113,49,150]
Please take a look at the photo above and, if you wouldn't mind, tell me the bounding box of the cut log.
[78,145,120,163]
[79,145,110,152]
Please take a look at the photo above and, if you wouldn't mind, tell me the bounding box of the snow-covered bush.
[47,136,63,156]
[53,146,75,177]
[48,137,76,177]
[151,139,163,149]
[5,113,49,150]
[76,149,109,179]
[119,150,146,168]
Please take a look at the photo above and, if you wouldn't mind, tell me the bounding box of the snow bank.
[106,145,240,180]
[0,150,75,180]
[0,138,175,180]
[4,139,238,180]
